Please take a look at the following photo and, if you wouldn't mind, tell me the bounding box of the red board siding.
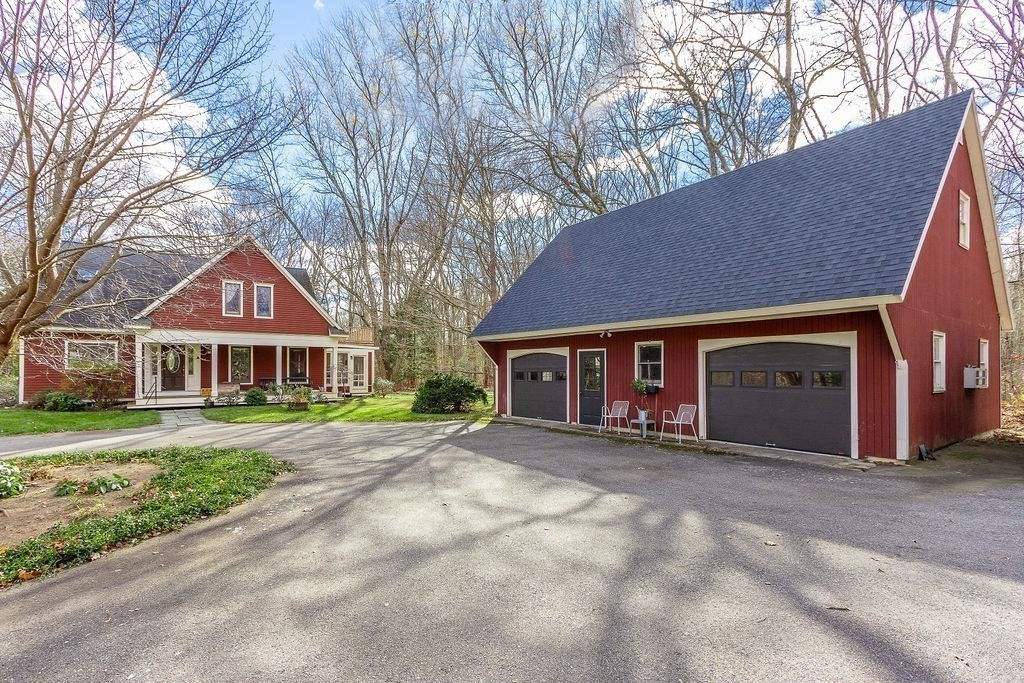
[21,334,135,402]
[149,245,332,335]
[487,311,897,458]
[888,141,1001,451]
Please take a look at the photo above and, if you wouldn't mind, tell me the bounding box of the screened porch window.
[228,345,252,384]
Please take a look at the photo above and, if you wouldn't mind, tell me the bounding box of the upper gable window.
[958,191,970,249]
[222,280,243,317]
[255,283,274,319]
[932,331,946,393]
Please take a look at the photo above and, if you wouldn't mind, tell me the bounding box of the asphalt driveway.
[1,417,1022,682]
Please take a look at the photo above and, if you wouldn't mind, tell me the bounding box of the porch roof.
[135,328,376,350]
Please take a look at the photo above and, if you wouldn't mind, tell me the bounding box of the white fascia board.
[471,296,899,342]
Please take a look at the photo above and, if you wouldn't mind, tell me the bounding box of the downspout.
[879,304,910,461]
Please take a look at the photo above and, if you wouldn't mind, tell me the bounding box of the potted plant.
[287,386,312,411]
[631,378,651,422]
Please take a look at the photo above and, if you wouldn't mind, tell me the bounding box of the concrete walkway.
[0,420,1022,681]
[159,408,207,429]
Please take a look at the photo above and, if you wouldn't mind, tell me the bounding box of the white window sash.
[64,340,118,370]
[254,283,274,319]
[635,341,664,386]
[932,332,946,392]
[222,280,243,317]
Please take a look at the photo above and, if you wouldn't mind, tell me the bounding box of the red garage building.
[471,92,1011,460]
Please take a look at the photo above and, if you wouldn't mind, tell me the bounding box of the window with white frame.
[65,340,118,370]
[932,331,946,392]
[636,341,663,386]
[958,191,971,249]
[222,280,243,316]
[979,338,990,388]
[228,345,252,384]
[255,283,273,318]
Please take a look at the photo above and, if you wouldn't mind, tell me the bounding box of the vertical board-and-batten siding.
[888,139,1002,450]
[485,311,897,458]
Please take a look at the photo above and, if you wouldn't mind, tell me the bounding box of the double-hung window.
[223,280,243,317]
[65,340,117,370]
[979,339,990,388]
[636,341,663,386]
[958,191,971,249]
[255,283,274,319]
[932,332,946,393]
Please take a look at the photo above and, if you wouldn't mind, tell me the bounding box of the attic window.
[958,192,970,249]
[222,280,242,316]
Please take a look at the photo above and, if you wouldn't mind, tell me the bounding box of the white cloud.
[313,0,325,10]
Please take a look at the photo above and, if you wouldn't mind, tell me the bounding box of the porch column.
[331,345,339,394]
[134,338,143,399]
[211,344,219,397]
[275,345,282,386]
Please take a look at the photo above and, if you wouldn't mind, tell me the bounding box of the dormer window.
[222,280,242,316]
[959,191,970,249]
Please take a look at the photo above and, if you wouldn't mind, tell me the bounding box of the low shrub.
[217,390,242,406]
[244,387,267,406]
[0,373,17,407]
[288,386,313,404]
[28,391,52,410]
[66,369,129,409]
[44,392,84,412]
[0,462,25,498]
[311,391,330,405]
[373,378,395,398]
[411,373,487,414]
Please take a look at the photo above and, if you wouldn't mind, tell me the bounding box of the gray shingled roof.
[52,243,319,329]
[471,92,972,339]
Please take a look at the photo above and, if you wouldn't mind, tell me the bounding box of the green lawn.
[202,392,493,424]
[0,408,161,436]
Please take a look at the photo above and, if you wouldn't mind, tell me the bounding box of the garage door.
[511,353,567,421]
[706,342,851,455]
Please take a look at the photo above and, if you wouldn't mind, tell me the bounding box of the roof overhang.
[470,295,901,342]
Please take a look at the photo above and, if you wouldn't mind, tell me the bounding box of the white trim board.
[900,93,1012,331]
[696,331,859,459]
[133,236,343,331]
[135,329,369,348]
[472,296,896,342]
[505,347,570,422]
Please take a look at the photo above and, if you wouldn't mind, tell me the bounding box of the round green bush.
[411,373,487,414]
[43,392,84,412]
[244,387,267,406]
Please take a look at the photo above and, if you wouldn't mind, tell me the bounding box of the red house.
[470,92,1011,460]
[19,238,375,407]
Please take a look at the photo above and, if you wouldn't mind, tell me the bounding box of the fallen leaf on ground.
[764,540,778,547]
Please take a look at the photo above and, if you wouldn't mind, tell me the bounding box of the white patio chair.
[661,404,697,443]
[600,401,630,435]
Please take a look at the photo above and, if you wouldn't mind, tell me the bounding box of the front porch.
[132,331,375,408]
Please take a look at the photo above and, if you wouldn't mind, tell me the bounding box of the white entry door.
[185,344,201,392]
[351,355,367,392]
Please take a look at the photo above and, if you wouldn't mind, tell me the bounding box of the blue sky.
[263,0,368,70]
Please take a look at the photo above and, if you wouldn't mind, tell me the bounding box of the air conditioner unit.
[964,366,988,389]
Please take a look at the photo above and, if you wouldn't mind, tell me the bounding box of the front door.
[161,345,186,392]
[288,347,308,381]
[578,350,605,426]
